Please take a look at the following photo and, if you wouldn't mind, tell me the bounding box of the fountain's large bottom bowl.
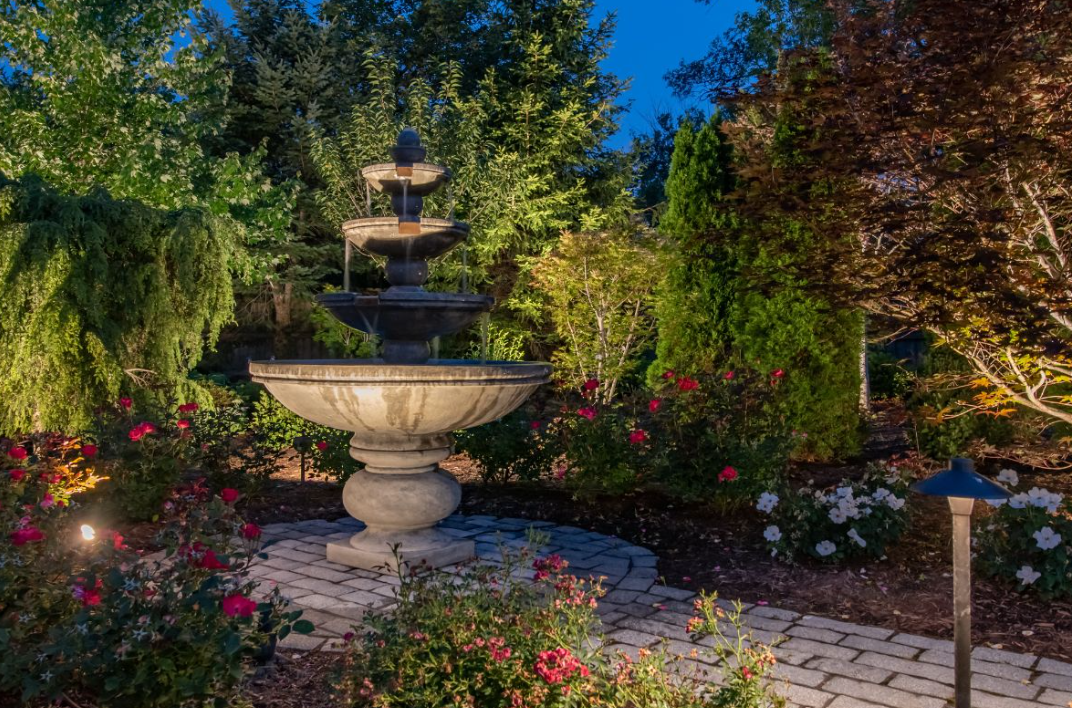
[249,359,552,436]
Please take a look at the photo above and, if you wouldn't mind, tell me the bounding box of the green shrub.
[89,399,201,522]
[0,176,236,435]
[646,368,795,505]
[338,540,785,708]
[192,401,287,496]
[977,471,1072,599]
[558,395,649,495]
[756,460,914,563]
[0,438,314,706]
[551,369,795,503]
[455,410,561,484]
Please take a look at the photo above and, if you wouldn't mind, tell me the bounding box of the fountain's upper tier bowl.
[317,291,493,341]
[342,217,469,260]
[249,360,552,436]
[361,163,450,196]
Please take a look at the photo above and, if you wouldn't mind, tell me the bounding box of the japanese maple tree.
[730,0,1072,424]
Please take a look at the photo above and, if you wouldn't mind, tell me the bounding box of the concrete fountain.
[250,129,551,571]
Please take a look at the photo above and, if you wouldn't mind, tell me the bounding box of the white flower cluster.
[987,469,1065,513]
[820,485,904,525]
[755,479,908,560]
[756,492,780,514]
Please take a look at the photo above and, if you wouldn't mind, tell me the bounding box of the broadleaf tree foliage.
[730,0,1072,425]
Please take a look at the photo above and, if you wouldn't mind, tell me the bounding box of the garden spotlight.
[910,457,1011,708]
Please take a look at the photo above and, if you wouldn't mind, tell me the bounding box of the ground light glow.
[80,524,95,541]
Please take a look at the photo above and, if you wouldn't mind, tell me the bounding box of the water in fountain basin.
[461,244,468,293]
[480,312,489,364]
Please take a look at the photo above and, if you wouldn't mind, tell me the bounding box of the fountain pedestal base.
[332,462,474,571]
[326,529,475,571]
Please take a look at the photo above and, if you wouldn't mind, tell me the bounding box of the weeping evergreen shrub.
[0,175,236,433]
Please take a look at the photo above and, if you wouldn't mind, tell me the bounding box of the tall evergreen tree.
[201,1,345,345]
[649,116,738,380]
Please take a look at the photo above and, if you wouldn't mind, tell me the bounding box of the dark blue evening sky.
[201,0,753,147]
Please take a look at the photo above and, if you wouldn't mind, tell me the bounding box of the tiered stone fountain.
[251,129,550,570]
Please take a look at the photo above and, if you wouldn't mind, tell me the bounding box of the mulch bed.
[235,453,1072,664]
[234,402,1072,663]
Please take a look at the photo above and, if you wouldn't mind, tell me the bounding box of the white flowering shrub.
[756,462,912,563]
[978,470,1072,599]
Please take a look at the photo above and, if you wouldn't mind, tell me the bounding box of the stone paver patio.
[249,515,1072,708]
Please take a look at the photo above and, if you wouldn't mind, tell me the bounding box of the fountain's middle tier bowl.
[248,359,552,436]
[342,217,469,260]
[317,291,493,342]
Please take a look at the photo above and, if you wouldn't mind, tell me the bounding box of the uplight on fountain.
[251,129,551,570]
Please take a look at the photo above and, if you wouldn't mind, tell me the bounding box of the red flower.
[772,368,785,378]
[718,466,738,483]
[535,647,589,684]
[741,667,754,681]
[118,397,133,409]
[81,444,98,457]
[241,523,261,540]
[177,402,200,414]
[128,421,157,442]
[677,376,699,391]
[220,488,240,504]
[661,370,675,379]
[648,398,661,413]
[72,579,103,607]
[582,378,599,391]
[221,594,258,618]
[315,441,328,451]
[488,636,512,662]
[8,468,25,482]
[533,554,566,581]
[176,419,190,430]
[7,447,27,461]
[576,407,597,421]
[629,429,648,445]
[723,371,735,380]
[10,527,44,546]
[529,420,541,430]
[111,531,128,550]
[203,550,229,570]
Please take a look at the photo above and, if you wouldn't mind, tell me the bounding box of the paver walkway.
[249,515,1072,708]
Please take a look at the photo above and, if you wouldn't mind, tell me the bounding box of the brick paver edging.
[249,516,1072,708]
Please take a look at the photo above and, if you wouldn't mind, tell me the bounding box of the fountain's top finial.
[391,128,426,163]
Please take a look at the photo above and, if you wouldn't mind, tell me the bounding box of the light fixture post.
[948,496,974,708]
[910,458,1012,708]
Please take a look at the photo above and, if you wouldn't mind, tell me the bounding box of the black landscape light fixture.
[911,457,1012,708]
